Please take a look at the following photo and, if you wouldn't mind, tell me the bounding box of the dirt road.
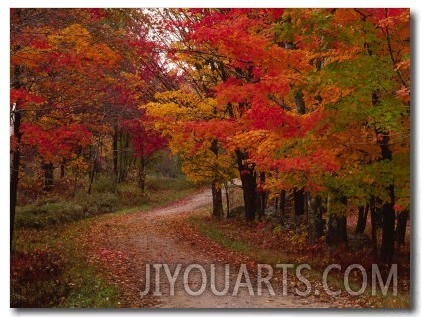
[84,188,351,308]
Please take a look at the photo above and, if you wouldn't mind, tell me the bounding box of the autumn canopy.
[11,8,409,263]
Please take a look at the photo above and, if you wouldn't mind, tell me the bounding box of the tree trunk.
[209,138,224,219]
[396,210,408,246]
[381,184,396,264]
[307,194,324,244]
[275,190,286,225]
[325,193,348,249]
[378,134,395,263]
[60,164,65,178]
[370,196,381,259]
[242,172,257,222]
[138,156,146,194]
[257,172,267,221]
[118,132,125,183]
[42,162,54,191]
[117,130,124,183]
[224,181,230,219]
[10,64,26,251]
[10,93,22,251]
[355,204,369,234]
[326,214,348,249]
[373,91,396,263]
[293,88,306,219]
[280,190,286,225]
[294,90,306,114]
[211,180,223,219]
[121,133,130,182]
[236,149,257,222]
[113,125,118,178]
[10,139,20,251]
[294,187,305,216]
[87,146,98,195]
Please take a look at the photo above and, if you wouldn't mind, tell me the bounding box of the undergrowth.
[188,213,410,309]
[15,175,194,229]
[11,175,197,308]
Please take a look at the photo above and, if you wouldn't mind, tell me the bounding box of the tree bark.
[60,164,65,178]
[355,204,369,234]
[118,131,125,183]
[293,88,306,219]
[307,195,324,244]
[121,133,130,182]
[208,138,224,219]
[326,214,348,249]
[377,133,396,263]
[294,187,305,216]
[236,149,257,222]
[138,155,146,194]
[10,98,22,252]
[294,90,306,114]
[42,162,54,191]
[113,124,118,178]
[224,181,230,219]
[370,196,381,259]
[325,194,348,249]
[373,91,396,263]
[396,210,408,246]
[257,172,267,221]
[11,63,25,251]
[275,190,286,225]
[280,190,286,225]
[381,184,396,264]
[87,146,98,195]
[211,180,223,219]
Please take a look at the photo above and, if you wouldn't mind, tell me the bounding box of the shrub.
[15,202,82,228]
[91,174,117,193]
[95,192,119,213]
[117,183,148,207]
[15,175,195,229]
[15,192,119,229]
[11,248,70,307]
[146,175,193,192]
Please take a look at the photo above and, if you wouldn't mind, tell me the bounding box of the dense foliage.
[11,8,409,264]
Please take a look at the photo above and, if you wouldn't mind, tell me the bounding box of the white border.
[2,2,420,317]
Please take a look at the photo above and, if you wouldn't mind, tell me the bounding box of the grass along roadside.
[11,176,199,308]
[12,222,124,308]
[187,212,410,308]
[14,175,196,230]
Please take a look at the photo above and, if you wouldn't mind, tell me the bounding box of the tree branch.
[268,94,292,111]
[384,10,409,89]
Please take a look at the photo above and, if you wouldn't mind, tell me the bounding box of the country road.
[83,188,352,308]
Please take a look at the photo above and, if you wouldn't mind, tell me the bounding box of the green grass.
[57,230,123,308]
[15,175,196,229]
[15,192,119,229]
[188,214,292,265]
[11,175,199,308]
[190,217,251,254]
[11,224,123,308]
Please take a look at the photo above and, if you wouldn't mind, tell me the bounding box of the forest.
[10,8,410,308]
